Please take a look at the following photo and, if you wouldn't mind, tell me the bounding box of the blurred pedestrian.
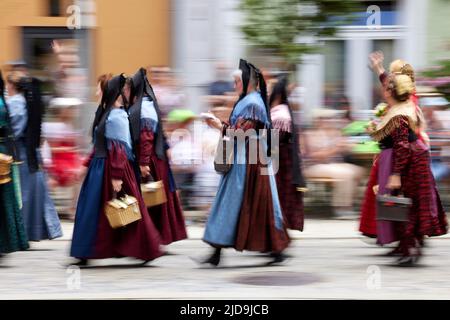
[303,109,365,217]
[128,68,187,246]
[149,66,185,117]
[204,62,235,109]
[208,62,234,96]
[369,74,447,266]
[70,74,163,266]
[0,70,29,260]
[166,109,201,211]
[269,77,306,231]
[199,59,290,266]
[6,71,63,241]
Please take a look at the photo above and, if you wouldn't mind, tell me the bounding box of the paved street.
[1,219,450,300]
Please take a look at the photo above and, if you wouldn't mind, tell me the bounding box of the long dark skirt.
[71,157,163,261]
[17,143,62,241]
[275,142,304,231]
[147,155,187,245]
[0,143,29,253]
[376,142,447,249]
[235,162,290,253]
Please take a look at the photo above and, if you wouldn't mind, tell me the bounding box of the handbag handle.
[112,190,126,200]
[142,171,155,184]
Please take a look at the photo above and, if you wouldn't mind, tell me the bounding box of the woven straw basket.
[0,153,13,185]
[141,181,167,208]
[105,195,142,229]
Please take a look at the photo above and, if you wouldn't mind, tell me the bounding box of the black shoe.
[69,259,88,267]
[191,249,221,267]
[205,254,221,266]
[267,253,288,265]
[397,255,419,267]
[141,259,152,266]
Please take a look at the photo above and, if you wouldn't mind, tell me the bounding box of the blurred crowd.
[3,40,450,221]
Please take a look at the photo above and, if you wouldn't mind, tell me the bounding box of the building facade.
[0,0,170,80]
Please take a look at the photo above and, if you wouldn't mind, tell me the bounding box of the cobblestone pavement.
[1,219,450,299]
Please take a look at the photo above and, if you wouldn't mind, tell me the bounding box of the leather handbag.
[376,194,412,222]
[105,194,142,229]
[214,134,234,174]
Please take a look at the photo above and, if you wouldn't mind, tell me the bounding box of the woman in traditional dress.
[128,68,187,245]
[360,54,429,239]
[269,77,305,231]
[5,71,62,241]
[0,70,29,259]
[70,74,163,266]
[200,59,290,266]
[370,73,447,266]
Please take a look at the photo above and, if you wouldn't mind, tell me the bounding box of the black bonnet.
[103,73,127,110]
[93,73,127,158]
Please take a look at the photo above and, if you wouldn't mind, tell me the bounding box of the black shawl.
[19,76,45,172]
[230,59,272,157]
[128,67,167,160]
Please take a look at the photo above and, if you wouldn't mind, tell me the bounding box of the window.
[323,40,347,109]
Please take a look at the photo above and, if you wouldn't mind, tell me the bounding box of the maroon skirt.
[235,162,290,253]
[147,154,188,245]
[93,159,163,261]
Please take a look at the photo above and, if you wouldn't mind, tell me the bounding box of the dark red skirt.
[359,157,378,237]
[235,163,290,253]
[401,142,447,239]
[93,159,163,261]
[147,155,188,245]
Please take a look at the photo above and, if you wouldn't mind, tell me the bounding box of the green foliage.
[239,0,358,67]
[420,59,450,101]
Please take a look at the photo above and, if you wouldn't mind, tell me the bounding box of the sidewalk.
[59,218,450,241]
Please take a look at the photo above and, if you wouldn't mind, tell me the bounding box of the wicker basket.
[0,153,13,185]
[105,195,142,229]
[141,181,167,207]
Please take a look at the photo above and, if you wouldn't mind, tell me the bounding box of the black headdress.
[128,67,167,160]
[93,73,126,157]
[234,59,270,122]
[0,70,19,161]
[269,76,306,188]
[231,59,272,156]
[19,76,45,172]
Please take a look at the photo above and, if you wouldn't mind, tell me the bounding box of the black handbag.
[214,135,234,174]
[376,193,412,222]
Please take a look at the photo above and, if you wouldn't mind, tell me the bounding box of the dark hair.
[0,70,4,97]
[269,77,288,107]
[6,71,25,93]
[97,73,113,94]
